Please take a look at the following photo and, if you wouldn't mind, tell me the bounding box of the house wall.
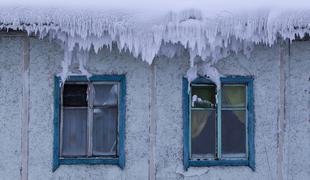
[0,36,23,180]
[0,35,309,180]
[284,41,310,180]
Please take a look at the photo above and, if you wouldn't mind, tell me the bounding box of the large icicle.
[0,4,310,81]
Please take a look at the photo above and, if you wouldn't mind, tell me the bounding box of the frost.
[0,2,310,82]
[186,66,198,83]
[200,62,222,89]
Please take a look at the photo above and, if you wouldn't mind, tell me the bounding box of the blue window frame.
[53,75,126,171]
[183,76,254,170]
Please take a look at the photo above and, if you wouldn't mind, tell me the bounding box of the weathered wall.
[284,41,310,180]
[0,35,309,180]
[0,36,23,180]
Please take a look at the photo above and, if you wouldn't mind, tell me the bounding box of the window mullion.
[216,89,222,160]
[87,83,94,157]
[59,84,64,157]
[245,85,249,159]
[188,88,192,159]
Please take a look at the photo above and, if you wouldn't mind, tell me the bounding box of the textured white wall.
[0,37,23,180]
[284,41,310,180]
[0,36,309,180]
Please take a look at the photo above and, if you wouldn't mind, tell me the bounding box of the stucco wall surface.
[0,36,309,180]
[0,37,23,180]
[283,41,310,180]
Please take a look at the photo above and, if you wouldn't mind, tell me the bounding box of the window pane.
[62,108,87,157]
[222,85,246,108]
[191,85,216,108]
[191,110,215,158]
[63,84,88,107]
[93,108,117,156]
[221,110,246,158]
[93,84,118,106]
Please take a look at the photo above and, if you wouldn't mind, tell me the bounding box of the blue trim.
[191,76,214,84]
[220,76,254,84]
[59,158,119,165]
[66,75,88,82]
[247,79,255,171]
[53,76,61,172]
[118,75,126,169]
[64,75,126,82]
[53,75,126,171]
[182,78,190,170]
[183,76,255,171]
[217,89,222,159]
[189,159,249,167]
[90,75,125,82]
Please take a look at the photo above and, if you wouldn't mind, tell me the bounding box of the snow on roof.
[0,0,310,82]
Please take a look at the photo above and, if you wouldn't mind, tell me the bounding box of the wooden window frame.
[183,76,255,170]
[53,75,126,171]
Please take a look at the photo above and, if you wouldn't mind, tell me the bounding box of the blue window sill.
[53,157,123,171]
[189,159,253,169]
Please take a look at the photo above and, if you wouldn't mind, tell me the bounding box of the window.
[183,76,254,170]
[53,75,126,171]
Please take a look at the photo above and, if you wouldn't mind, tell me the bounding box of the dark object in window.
[63,84,88,106]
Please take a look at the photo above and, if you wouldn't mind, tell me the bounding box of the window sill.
[53,157,123,171]
[188,159,254,171]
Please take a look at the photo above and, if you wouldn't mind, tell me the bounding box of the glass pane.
[62,108,87,157]
[222,85,246,108]
[94,84,118,106]
[191,110,215,158]
[63,84,88,107]
[93,108,117,156]
[191,85,216,108]
[222,110,246,158]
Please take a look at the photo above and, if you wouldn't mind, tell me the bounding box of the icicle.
[200,61,222,90]
[77,50,91,78]
[0,6,310,81]
[60,46,73,82]
[186,65,198,83]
